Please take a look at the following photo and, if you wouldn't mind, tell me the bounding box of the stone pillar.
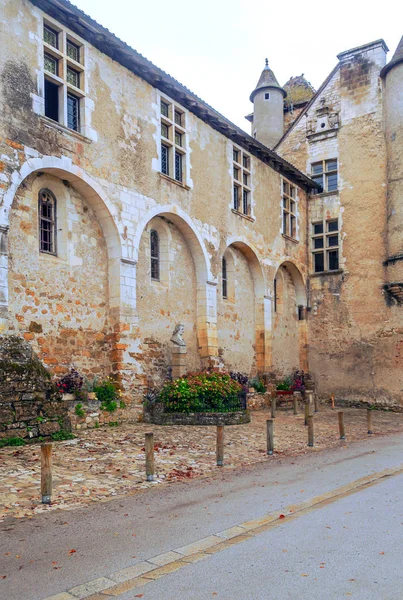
[172,345,187,379]
[0,225,9,333]
[198,280,219,365]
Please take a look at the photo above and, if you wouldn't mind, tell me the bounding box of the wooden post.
[266,419,274,455]
[338,411,346,440]
[145,432,155,481]
[271,397,276,419]
[307,416,314,447]
[314,394,319,413]
[331,393,335,410]
[304,401,310,426]
[293,395,298,415]
[216,425,224,466]
[41,443,53,504]
[367,409,373,435]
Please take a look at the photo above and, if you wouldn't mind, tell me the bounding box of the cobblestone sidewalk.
[1,406,403,522]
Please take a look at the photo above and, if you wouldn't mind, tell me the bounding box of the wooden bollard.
[216,425,224,466]
[145,432,155,481]
[271,397,276,419]
[331,393,335,410]
[41,442,53,504]
[293,395,298,415]
[304,401,310,426]
[367,409,373,435]
[307,416,314,447]
[266,419,274,455]
[314,394,319,413]
[338,411,346,440]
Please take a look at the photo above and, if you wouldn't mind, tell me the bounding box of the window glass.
[312,163,323,175]
[327,220,338,232]
[44,25,58,48]
[150,230,159,281]
[222,257,227,299]
[174,111,182,126]
[328,250,339,270]
[326,159,337,171]
[39,189,57,254]
[314,223,324,235]
[327,235,339,247]
[314,237,324,249]
[44,53,58,75]
[161,144,169,175]
[67,40,80,62]
[314,253,324,273]
[66,67,79,88]
[327,173,338,191]
[161,101,169,118]
[175,152,183,182]
[67,94,79,131]
[161,123,169,139]
[44,80,59,121]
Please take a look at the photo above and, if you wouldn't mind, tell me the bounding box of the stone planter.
[275,390,293,396]
[144,402,250,426]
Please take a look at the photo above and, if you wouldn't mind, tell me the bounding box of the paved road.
[1,432,403,600]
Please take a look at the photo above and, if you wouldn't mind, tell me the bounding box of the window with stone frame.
[150,229,160,281]
[222,257,228,299]
[233,146,251,216]
[43,20,85,132]
[38,188,57,255]
[159,96,186,183]
[311,159,338,193]
[312,219,340,273]
[282,179,297,239]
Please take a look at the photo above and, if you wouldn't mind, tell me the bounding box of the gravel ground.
[1,405,403,521]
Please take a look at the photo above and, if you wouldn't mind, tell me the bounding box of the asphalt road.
[1,432,403,600]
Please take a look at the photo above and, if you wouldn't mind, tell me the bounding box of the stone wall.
[143,402,251,426]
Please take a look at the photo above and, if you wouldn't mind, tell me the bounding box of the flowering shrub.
[56,367,83,395]
[94,377,123,412]
[159,371,243,413]
[229,371,249,388]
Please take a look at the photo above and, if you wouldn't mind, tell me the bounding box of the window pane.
[161,144,169,175]
[290,200,295,213]
[290,215,296,238]
[44,25,58,48]
[327,173,338,191]
[67,67,79,87]
[44,53,58,75]
[175,131,182,146]
[222,257,227,299]
[243,190,249,214]
[290,185,296,198]
[39,189,56,254]
[328,250,339,270]
[283,181,289,195]
[314,237,324,249]
[328,234,338,247]
[44,79,59,121]
[312,175,324,190]
[233,185,239,210]
[233,148,239,163]
[174,111,182,126]
[67,94,79,131]
[283,197,288,209]
[243,173,248,186]
[233,167,239,181]
[314,252,324,273]
[150,230,159,280]
[161,123,169,139]
[283,211,288,235]
[175,152,183,182]
[326,159,337,172]
[161,101,169,118]
[243,155,250,169]
[327,220,338,232]
[311,162,323,175]
[313,222,324,235]
[67,40,80,62]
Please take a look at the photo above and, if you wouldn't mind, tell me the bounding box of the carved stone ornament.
[171,323,186,347]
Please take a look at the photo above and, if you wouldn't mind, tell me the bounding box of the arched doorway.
[218,238,267,375]
[272,261,307,375]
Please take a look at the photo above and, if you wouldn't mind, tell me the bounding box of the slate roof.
[381,36,403,77]
[250,60,287,102]
[283,75,316,108]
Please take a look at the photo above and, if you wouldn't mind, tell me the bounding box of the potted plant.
[276,377,293,396]
[56,367,85,401]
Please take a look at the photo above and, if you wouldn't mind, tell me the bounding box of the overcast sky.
[73,0,402,131]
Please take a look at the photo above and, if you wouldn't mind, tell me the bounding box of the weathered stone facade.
[0,0,402,422]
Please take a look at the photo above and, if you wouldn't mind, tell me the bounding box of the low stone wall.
[143,402,250,425]
[247,391,271,410]
[64,395,139,429]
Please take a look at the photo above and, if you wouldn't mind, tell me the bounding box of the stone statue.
[171,324,186,347]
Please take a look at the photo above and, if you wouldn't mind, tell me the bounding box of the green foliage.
[276,377,293,391]
[36,416,45,423]
[119,400,126,409]
[108,421,119,427]
[50,430,76,441]
[0,437,26,448]
[159,371,242,413]
[75,403,85,418]
[94,377,121,413]
[94,420,99,428]
[250,376,266,393]
[74,389,88,402]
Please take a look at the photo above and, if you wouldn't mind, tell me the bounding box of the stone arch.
[272,261,308,374]
[134,206,217,366]
[221,237,268,374]
[1,156,124,314]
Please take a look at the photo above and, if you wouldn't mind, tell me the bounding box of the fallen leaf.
[1,576,6,579]
[301,573,309,577]
[68,549,76,555]
[379,552,385,555]
[134,595,144,598]
[279,514,285,519]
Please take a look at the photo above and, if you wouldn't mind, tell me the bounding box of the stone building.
[0,0,402,411]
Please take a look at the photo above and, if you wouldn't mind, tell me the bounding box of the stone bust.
[171,324,186,347]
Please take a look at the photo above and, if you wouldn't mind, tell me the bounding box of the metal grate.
[150,230,160,281]
[161,144,169,175]
[175,152,182,182]
[67,94,79,131]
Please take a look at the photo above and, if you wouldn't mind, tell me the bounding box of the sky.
[72,0,402,132]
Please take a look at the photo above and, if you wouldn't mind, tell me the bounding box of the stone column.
[172,345,187,380]
[0,225,9,333]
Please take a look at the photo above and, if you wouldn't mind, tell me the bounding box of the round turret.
[381,36,403,294]
[249,59,286,149]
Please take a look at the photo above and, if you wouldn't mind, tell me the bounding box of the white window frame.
[232,145,252,217]
[158,94,189,186]
[42,18,87,134]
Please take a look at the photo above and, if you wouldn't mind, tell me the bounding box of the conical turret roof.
[381,35,403,77]
[250,59,287,102]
